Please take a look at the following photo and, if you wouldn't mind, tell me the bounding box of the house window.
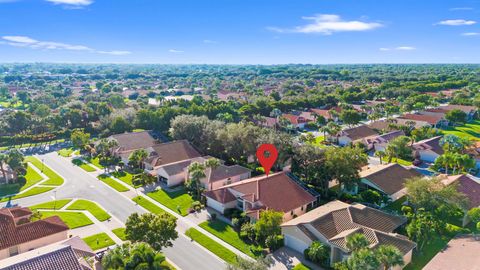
[9,246,18,256]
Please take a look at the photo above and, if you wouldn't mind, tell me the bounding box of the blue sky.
[0,0,479,64]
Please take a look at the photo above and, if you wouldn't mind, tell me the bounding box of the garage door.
[284,235,309,253]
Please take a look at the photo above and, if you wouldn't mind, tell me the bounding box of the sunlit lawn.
[58,148,75,157]
[98,174,129,192]
[112,171,139,187]
[0,187,55,202]
[85,156,104,169]
[66,199,111,221]
[442,120,480,141]
[83,232,115,250]
[132,196,168,215]
[381,157,413,166]
[185,228,237,264]
[30,199,72,210]
[40,211,93,229]
[72,159,96,172]
[112,227,127,241]
[25,156,64,185]
[146,187,193,216]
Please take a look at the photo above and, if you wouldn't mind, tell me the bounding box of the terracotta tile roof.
[205,172,315,214]
[339,125,378,141]
[412,136,444,155]
[0,207,69,250]
[281,114,310,125]
[443,174,480,208]
[110,130,158,153]
[400,113,444,125]
[2,246,91,270]
[360,163,421,195]
[282,200,413,254]
[146,140,202,167]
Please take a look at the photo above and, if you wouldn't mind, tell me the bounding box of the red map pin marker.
[256,144,278,176]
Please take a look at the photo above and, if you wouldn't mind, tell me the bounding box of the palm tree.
[319,125,330,142]
[346,233,370,252]
[188,162,206,199]
[376,245,404,270]
[326,122,341,144]
[102,242,165,270]
[375,150,386,165]
[205,158,221,190]
[0,153,8,184]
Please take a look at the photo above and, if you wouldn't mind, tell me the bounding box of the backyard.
[146,186,194,216]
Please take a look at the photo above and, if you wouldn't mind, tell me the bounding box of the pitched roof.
[340,125,378,141]
[281,114,310,125]
[209,165,251,183]
[360,163,421,195]
[443,174,480,208]
[442,104,477,114]
[363,130,405,145]
[110,130,158,153]
[0,207,69,250]
[368,118,431,131]
[282,200,414,254]
[424,235,480,270]
[412,136,444,155]
[400,113,444,125]
[205,172,316,214]
[146,140,202,167]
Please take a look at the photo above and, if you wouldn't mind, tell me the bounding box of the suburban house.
[310,107,342,122]
[281,114,311,130]
[281,200,416,269]
[411,136,444,163]
[399,113,447,128]
[204,172,316,221]
[257,116,278,129]
[423,235,480,270]
[442,174,480,210]
[108,130,159,164]
[363,130,405,152]
[368,118,431,133]
[148,156,251,189]
[359,163,422,202]
[0,207,69,259]
[0,236,95,270]
[425,105,477,121]
[336,125,378,146]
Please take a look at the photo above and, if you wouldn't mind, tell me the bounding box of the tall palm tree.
[326,122,341,144]
[205,158,220,190]
[188,162,206,199]
[376,245,404,270]
[375,150,386,165]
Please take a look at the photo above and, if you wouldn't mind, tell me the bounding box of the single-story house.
[368,118,431,133]
[336,125,378,146]
[281,114,311,130]
[0,207,69,259]
[0,236,95,270]
[412,136,444,163]
[423,235,480,270]
[310,107,342,122]
[363,130,405,152]
[204,172,316,221]
[144,140,202,171]
[400,113,448,128]
[108,130,159,164]
[281,200,416,269]
[360,163,422,202]
[442,174,480,209]
[151,156,251,189]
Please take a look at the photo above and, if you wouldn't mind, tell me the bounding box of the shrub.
[240,222,256,242]
[191,201,202,212]
[360,190,381,205]
[265,235,284,251]
[401,205,413,215]
[304,241,330,267]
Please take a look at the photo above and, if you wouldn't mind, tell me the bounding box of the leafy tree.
[125,212,178,251]
[340,109,362,127]
[110,116,132,134]
[255,210,283,245]
[440,134,470,153]
[205,158,221,190]
[445,109,467,125]
[325,147,367,193]
[304,241,330,266]
[102,242,166,270]
[346,233,370,252]
[346,248,380,270]
[468,207,480,223]
[360,189,382,205]
[406,209,437,250]
[128,149,149,169]
[0,153,8,183]
[376,245,404,270]
[70,130,90,150]
[385,136,412,163]
[6,149,26,181]
[291,144,329,196]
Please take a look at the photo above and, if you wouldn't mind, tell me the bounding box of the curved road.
[1,152,225,270]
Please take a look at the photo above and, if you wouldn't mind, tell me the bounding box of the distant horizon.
[1,62,480,66]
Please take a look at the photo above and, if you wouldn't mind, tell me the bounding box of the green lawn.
[199,220,256,258]
[66,199,111,221]
[383,196,407,213]
[442,120,480,141]
[293,264,311,270]
[405,234,452,270]
[146,187,194,216]
[112,171,137,187]
[25,156,64,186]
[112,227,127,241]
[0,164,44,197]
[98,174,129,192]
[0,186,55,202]
[30,199,72,210]
[185,228,238,264]
[85,156,104,169]
[72,159,96,172]
[58,148,75,157]
[381,156,413,166]
[83,232,115,250]
[40,211,93,229]
[132,196,168,215]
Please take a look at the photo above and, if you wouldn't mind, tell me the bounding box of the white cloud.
[45,0,92,6]
[380,46,416,51]
[0,35,130,55]
[437,19,476,26]
[450,7,474,11]
[203,39,217,44]
[267,14,383,35]
[168,49,184,53]
[461,32,480,36]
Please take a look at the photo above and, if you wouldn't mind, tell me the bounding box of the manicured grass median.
[40,211,93,229]
[66,199,111,221]
[185,228,237,264]
[132,196,168,215]
[98,174,129,192]
[146,187,194,216]
[1,187,55,202]
[25,156,64,186]
[112,227,126,241]
[30,199,72,210]
[83,232,115,250]
[72,159,96,172]
[199,220,256,258]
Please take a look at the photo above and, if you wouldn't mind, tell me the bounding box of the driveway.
[1,152,225,270]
